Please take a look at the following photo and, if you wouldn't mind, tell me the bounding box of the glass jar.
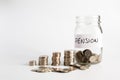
[74,15,103,65]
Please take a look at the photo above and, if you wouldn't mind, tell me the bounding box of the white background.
[0,0,120,80]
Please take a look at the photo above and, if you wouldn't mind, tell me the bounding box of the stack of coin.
[51,52,61,66]
[64,50,75,66]
[38,55,48,66]
[29,60,37,66]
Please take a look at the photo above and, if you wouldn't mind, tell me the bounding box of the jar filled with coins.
[74,15,103,65]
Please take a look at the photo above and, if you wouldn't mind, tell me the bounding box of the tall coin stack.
[51,52,61,66]
[38,55,48,66]
[64,50,75,66]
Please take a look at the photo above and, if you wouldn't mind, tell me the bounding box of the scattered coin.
[70,64,90,70]
[69,66,77,71]
[79,64,90,70]
[31,67,52,73]
[52,67,76,73]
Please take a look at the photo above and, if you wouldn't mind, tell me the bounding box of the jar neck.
[76,15,101,26]
[76,22,99,26]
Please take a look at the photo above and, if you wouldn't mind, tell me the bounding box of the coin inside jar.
[75,51,83,63]
[83,49,92,59]
[89,54,98,63]
[53,67,73,73]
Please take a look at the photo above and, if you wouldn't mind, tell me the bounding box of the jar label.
[75,34,102,48]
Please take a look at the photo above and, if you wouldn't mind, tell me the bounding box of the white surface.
[0,0,120,80]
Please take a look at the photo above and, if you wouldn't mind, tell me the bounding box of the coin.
[60,68,70,73]
[89,54,98,63]
[52,67,75,73]
[83,49,92,59]
[79,64,90,70]
[52,52,61,57]
[64,50,74,57]
[70,64,90,70]
[69,66,77,71]
[75,50,83,63]
[81,56,89,63]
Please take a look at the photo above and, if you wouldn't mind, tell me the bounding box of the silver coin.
[79,64,91,70]
[89,55,98,63]
[31,67,52,73]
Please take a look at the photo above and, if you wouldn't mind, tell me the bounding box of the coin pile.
[75,49,102,64]
[38,55,48,66]
[52,66,76,73]
[51,52,61,66]
[31,67,53,73]
[28,49,102,73]
[64,50,75,66]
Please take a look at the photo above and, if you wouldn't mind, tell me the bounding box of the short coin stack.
[51,52,61,66]
[64,50,75,66]
[38,55,48,66]
[29,60,37,66]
